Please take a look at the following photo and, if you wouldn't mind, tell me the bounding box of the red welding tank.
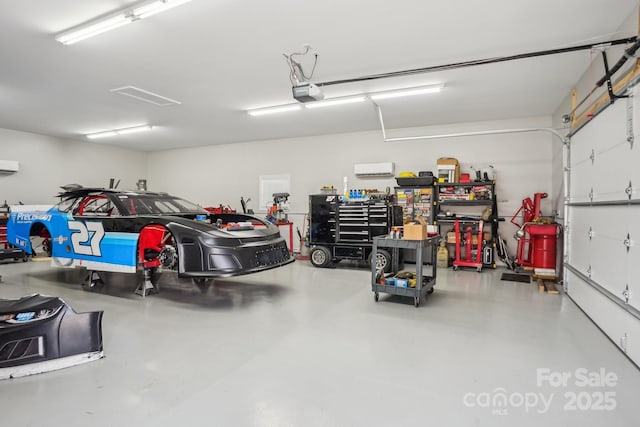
[528,224,559,270]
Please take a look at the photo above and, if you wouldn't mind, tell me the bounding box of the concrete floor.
[0,258,639,427]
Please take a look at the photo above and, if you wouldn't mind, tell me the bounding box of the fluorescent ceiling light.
[304,96,367,109]
[55,0,193,45]
[87,125,153,139]
[247,105,302,116]
[244,84,444,116]
[56,15,130,45]
[369,84,444,100]
[134,0,193,19]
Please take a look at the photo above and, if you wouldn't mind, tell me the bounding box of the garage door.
[567,85,640,366]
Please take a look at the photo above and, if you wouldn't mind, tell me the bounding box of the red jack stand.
[453,220,484,272]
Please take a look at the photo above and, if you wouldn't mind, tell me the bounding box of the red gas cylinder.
[528,224,559,270]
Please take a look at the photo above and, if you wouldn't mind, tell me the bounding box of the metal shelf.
[437,199,492,205]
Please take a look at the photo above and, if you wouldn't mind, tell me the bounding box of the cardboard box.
[446,231,457,243]
[403,216,428,240]
[404,222,427,240]
[437,157,460,182]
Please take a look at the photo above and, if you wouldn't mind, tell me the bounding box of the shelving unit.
[371,236,438,307]
[434,181,497,269]
[394,185,435,264]
[394,186,434,223]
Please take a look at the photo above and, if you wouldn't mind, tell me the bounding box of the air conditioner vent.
[110,86,181,107]
[354,162,395,178]
[0,160,19,173]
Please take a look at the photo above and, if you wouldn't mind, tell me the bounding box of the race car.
[7,186,293,295]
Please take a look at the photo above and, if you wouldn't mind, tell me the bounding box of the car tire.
[310,246,332,268]
[369,249,392,273]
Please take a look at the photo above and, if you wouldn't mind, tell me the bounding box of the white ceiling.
[0,0,637,151]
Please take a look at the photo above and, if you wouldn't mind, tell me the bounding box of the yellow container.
[437,241,449,268]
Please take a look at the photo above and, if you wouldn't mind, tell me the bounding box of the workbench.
[371,236,438,307]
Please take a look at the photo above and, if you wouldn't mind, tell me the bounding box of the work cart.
[0,216,29,262]
[371,235,438,307]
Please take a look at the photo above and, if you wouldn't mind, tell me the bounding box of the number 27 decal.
[68,221,105,256]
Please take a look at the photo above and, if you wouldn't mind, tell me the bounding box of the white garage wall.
[0,128,147,205]
[148,116,554,253]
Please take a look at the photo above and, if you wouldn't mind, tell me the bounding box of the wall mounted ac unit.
[354,162,394,178]
[0,160,19,173]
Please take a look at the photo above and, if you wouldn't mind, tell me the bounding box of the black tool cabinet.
[308,194,403,271]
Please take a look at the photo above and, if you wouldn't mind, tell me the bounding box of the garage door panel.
[568,161,593,203]
[627,205,640,311]
[571,101,628,202]
[592,140,632,202]
[632,85,640,199]
[570,117,597,203]
[588,207,628,296]
[567,91,640,367]
[568,270,639,365]
[567,208,592,273]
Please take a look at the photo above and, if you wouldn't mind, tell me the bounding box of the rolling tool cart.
[308,194,403,272]
[371,236,438,307]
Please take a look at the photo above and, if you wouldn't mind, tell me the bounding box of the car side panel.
[7,210,55,254]
[52,215,138,273]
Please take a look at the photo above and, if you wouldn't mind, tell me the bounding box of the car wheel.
[369,249,391,273]
[310,246,332,268]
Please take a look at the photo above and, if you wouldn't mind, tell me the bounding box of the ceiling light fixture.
[246,84,444,116]
[86,125,153,139]
[56,15,131,45]
[247,105,302,116]
[304,96,367,109]
[55,0,193,45]
[133,0,193,19]
[369,84,444,100]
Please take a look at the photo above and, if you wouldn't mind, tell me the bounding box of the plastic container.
[437,241,449,268]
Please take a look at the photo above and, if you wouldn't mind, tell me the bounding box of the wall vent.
[110,86,181,107]
[354,162,394,178]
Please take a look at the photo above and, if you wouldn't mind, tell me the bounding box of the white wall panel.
[0,128,146,204]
